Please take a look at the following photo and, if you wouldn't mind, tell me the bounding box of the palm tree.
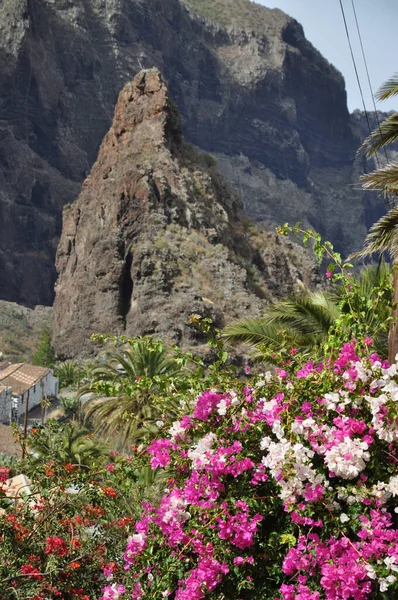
[356,74,398,362]
[24,421,108,472]
[81,339,183,448]
[353,211,398,362]
[54,360,86,389]
[360,74,398,196]
[222,264,392,360]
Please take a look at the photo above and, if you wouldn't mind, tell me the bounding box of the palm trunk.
[388,261,398,364]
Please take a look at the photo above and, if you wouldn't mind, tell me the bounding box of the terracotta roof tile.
[0,364,51,395]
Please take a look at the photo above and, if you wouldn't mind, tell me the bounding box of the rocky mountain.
[52,69,317,358]
[0,0,384,307]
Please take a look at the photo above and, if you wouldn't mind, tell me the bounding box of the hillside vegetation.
[0,301,52,362]
[181,0,287,32]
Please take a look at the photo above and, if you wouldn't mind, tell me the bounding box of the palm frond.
[83,394,147,448]
[222,289,339,355]
[360,163,398,193]
[268,291,339,335]
[24,422,108,471]
[360,115,398,157]
[222,318,303,347]
[376,75,398,102]
[351,206,398,260]
[354,260,392,297]
[223,272,391,360]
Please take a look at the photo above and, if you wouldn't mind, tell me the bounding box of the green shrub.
[54,361,82,389]
[32,328,56,368]
[59,395,81,420]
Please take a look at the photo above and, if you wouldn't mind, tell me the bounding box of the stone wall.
[0,387,12,425]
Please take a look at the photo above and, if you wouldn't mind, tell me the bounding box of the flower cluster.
[101,340,398,600]
[0,444,136,600]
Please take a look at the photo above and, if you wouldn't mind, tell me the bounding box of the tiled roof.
[0,364,51,395]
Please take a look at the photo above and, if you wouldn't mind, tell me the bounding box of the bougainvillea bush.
[0,437,147,600]
[99,338,398,600]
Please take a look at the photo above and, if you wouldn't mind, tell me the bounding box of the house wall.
[16,371,59,418]
[0,387,12,424]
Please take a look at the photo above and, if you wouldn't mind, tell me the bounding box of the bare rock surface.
[52,70,317,358]
[0,0,384,306]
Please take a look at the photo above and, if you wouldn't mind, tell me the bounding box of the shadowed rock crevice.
[118,252,133,327]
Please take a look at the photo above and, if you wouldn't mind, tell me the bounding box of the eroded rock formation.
[52,69,317,358]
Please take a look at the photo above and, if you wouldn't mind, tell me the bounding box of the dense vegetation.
[0,302,52,362]
[0,227,397,599]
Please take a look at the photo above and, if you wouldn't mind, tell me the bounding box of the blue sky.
[259,0,397,113]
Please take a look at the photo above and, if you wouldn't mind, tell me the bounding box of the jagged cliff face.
[0,0,383,306]
[52,70,317,358]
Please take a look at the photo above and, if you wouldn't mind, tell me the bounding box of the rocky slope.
[0,301,52,361]
[52,69,317,358]
[0,0,384,307]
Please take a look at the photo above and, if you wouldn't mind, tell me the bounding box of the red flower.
[20,564,43,581]
[44,464,55,477]
[102,487,117,498]
[68,587,90,599]
[85,504,105,518]
[112,515,134,529]
[45,536,69,556]
[71,538,82,550]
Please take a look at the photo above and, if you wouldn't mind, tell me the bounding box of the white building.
[0,364,59,423]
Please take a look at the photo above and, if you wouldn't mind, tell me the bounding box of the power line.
[350,0,389,165]
[348,0,394,210]
[338,0,373,137]
[338,0,394,210]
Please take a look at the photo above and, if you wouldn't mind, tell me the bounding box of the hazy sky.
[259,0,397,112]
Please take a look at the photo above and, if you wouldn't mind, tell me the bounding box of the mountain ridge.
[0,0,383,306]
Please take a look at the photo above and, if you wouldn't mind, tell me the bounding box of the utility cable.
[349,0,394,209]
[350,0,390,165]
[338,0,394,210]
[338,0,373,137]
